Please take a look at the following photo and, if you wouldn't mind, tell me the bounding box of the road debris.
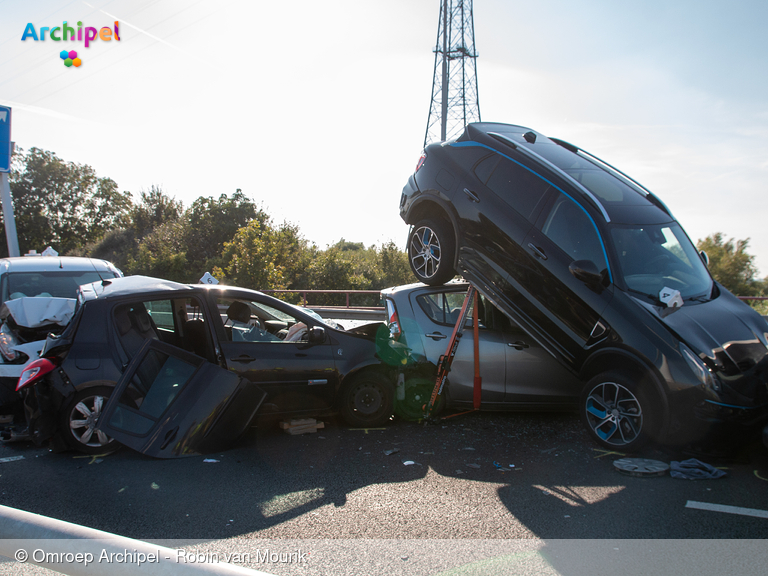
[670,458,726,480]
[383,448,400,456]
[613,458,669,477]
[280,418,325,435]
[0,455,24,463]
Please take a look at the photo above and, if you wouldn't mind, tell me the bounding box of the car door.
[520,191,614,368]
[410,287,506,404]
[213,292,338,415]
[495,306,582,406]
[98,339,266,458]
[452,151,556,326]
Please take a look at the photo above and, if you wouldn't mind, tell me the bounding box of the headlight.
[0,323,19,361]
[680,342,720,392]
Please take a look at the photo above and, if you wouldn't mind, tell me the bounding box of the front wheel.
[339,372,394,427]
[580,372,656,451]
[407,219,456,285]
[60,386,118,454]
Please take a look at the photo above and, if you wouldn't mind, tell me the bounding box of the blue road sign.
[0,105,11,173]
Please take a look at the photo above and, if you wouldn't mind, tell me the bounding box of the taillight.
[385,299,401,339]
[16,358,59,391]
[415,151,427,173]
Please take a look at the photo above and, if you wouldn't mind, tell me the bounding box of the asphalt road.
[1,410,768,575]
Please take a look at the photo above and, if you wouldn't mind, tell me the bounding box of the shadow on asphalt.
[1,410,767,542]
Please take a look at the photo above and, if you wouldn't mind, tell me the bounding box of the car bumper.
[0,340,46,378]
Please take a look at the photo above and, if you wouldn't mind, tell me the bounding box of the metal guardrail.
[261,289,386,322]
[0,505,274,576]
[261,289,383,309]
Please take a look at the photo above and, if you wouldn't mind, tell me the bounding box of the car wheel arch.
[337,365,393,395]
[404,197,459,262]
[71,379,117,393]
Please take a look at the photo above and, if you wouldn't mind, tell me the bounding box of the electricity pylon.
[424,0,481,147]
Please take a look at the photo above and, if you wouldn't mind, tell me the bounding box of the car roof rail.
[550,137,673,217]
[488,132,612,223]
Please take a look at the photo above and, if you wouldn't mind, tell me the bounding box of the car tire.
[394,377,444,421]
[340,372,394,427]
[59,386,118,454]
[407,219,456,285]
[580,371,657,452]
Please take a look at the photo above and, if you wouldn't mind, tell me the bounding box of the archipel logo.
[21,21,121,68]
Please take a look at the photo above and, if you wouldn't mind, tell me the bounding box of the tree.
[185,190,266,272]
[131,186,183,237]
[128,219,190,281]
[2,147,132,255]
[697,233,765,297]
[216,217,314,293]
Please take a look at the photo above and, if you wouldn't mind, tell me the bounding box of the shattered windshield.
[611,223,713,301]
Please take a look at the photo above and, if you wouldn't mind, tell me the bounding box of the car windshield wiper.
[685,295,710,303]
[627,288,663,306]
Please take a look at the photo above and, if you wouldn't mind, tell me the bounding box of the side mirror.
[569,260,606,292]
[307,326,326,345]
[699,250,709,267]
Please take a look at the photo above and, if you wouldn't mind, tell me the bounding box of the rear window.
[5,271,116,300]
[485,157,551,221]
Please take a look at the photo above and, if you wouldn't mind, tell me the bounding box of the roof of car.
[79,275,193,301]
[456,122,674,225]
[78,275,274,303]
[0,256,119,274]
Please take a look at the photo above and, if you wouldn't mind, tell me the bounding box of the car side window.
[541,193,607,270]
[416,291,513,332]
[485,157,551,221]
[113,297,211,363]
[217,297,309,343]
[473,153,500,184]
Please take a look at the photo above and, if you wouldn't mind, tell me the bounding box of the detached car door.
[98,339,266,458]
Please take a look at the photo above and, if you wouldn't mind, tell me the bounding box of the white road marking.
[0,455,24,463]
[686,500,768,519]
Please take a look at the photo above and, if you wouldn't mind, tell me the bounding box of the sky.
[1,0,767,274]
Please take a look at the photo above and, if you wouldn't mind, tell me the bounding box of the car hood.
[638,291,768,379]
[0,297,76,329]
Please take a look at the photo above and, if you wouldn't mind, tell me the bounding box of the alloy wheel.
[69,393,111,449]
[583,381,643,446]
[409,225,442,281]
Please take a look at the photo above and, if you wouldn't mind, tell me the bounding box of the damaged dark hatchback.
[400,122,768,450]
[17,276,395,457]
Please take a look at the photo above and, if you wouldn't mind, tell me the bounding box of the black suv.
[17,276,396,457]
[399,122,768,450]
